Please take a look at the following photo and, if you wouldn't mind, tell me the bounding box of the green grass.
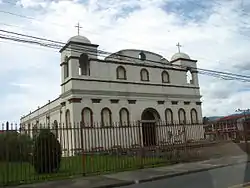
[0,155,166,186]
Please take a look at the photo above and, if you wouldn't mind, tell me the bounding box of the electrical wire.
[1,31,250,83]
[1,32,250,82]
[2,0,250,60]
[1,28,248,79]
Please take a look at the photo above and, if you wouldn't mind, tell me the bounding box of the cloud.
[16,0,50,8]
[0,0,250,122]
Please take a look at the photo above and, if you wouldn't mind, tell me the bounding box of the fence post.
[80,122,86,176]
[137,121,144,169]
[243,120,249,154]
[5,121,9,185]
[182,123,187,157]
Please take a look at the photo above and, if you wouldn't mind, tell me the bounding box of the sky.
[0,0,250,122]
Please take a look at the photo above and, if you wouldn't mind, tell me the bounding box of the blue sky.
[1,0,250,122]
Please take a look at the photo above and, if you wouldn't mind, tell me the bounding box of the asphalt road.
[119,162,250,188]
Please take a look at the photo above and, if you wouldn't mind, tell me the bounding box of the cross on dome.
[176,42,182,53]
[75,22,82,36]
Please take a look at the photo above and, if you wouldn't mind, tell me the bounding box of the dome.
[171,52,190,61]
[67,35,91,44]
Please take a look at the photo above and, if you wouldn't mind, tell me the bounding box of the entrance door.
[141,110,158,147]
[142,120,156,146]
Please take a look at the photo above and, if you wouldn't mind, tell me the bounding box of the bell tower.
[170,43,199,87]
[59,34,99,94]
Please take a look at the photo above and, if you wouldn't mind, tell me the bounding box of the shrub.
[0,131,33,162]
[33,129,61,174]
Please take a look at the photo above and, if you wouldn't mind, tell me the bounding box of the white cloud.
[10,83,32,88]
[0,0,250,121]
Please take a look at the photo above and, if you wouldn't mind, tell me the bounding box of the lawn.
[0,154,166,186]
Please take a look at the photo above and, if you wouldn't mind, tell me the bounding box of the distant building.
[204,114,250,141]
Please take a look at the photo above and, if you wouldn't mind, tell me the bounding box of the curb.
[92,181,135,188]
[229,182,250,188]
[101,160,249,188]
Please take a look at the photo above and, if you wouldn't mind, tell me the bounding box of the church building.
[20,34,204,156]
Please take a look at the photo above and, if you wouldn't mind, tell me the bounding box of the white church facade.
[20,35,204,156]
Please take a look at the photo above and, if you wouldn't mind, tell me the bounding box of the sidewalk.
[11,155,249,188]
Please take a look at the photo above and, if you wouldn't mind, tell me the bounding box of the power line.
[0,29,65,44]
[1,1,250,63]
[0,31,245,76]
[1,30,250,83]
[0,26,246,71]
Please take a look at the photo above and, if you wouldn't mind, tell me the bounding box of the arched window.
[178,108,186,124]
[79,53,90,76]
[190,108,198,124]
[33,123,38,138]
[53,120,59,138]
[139,52,146,61]
[116,66,127,80]
[81,107,93,127]
[64,56,69,78]
[65,110,71,127]
[162,71,170,83]
[165,108,173,124]
[101,107,112,127]
[186,70,193,84]
[119,108,130,126]
[140,68,149,81]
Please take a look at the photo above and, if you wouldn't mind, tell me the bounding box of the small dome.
[67,35,91,44]
[171,52,190,61]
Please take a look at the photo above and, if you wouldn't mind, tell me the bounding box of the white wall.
[63,97,202,124]
[69,79,200,96]
[20,94,203,132]
[157,124,204,143]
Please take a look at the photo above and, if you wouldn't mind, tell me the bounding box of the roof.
[217,114,250,121]
[67,35,91,44]
[171,52,190,61]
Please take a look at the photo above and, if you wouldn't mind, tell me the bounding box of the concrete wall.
[60,96,202,124]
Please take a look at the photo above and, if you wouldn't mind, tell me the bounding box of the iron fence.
[0,120,248,186]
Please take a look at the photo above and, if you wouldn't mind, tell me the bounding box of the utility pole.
[236,108,250,119]
[236,108,250,153]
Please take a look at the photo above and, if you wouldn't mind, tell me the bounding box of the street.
[119,162,250,188]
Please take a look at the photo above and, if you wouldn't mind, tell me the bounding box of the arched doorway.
[141,108,160,147]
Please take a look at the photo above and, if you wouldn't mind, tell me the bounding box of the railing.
[0,120,248,186]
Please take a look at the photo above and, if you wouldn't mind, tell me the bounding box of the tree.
[33,129,61,174]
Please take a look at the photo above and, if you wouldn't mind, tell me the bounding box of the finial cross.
[176,42,182,53]
[75,22,82,36]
